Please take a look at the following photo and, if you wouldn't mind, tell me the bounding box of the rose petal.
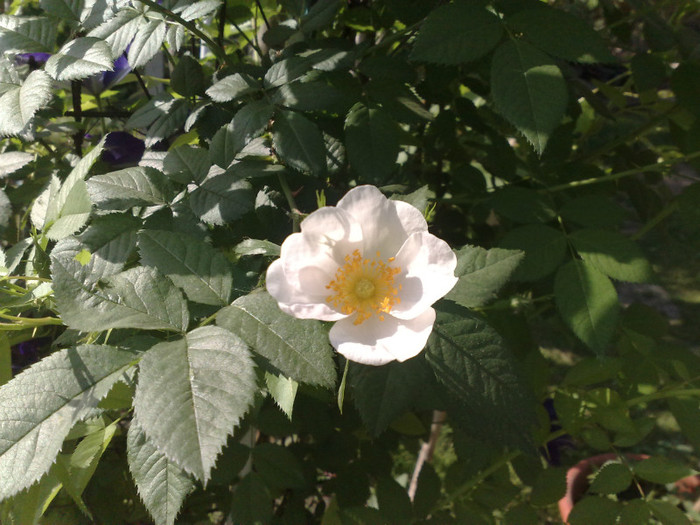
[330,308,436,365]
[391,232,458,320]
[336,185,427,257]
[266,259,346,321]
[299,206,363,263]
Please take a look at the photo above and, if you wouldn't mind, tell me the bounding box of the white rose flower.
[266,185,458,366]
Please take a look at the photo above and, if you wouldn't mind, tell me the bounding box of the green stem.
[631,201,678,240]
[277,173,302,233]
[444,449,521,504]
[545,150,700,193]
[625,387,700,408]
[0,312,64,328]
[337,359,350,414]
[138,0,233,68]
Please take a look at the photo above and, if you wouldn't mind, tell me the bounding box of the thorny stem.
[408,410,446,500]
[544,150,700,193]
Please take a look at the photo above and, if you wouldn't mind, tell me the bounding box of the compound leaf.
[0,344,139,499]
[133,326,256,482]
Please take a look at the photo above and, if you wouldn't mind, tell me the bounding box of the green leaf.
[252,443,306,489]
[229,472,273,525]
[490,40,568,154]
[376,476,412,525]
[668,398,700,453]
[163,145,210,184]
[210,100,274,168]
[126,95,189,147]
[633,456,696,484]
[127,418,195,525]
[490,187,557,223]
[300,0,342,33]
[87,8,143,56]
[530,467,567,506]
[0,344,139,499]
[176,0,220,21]
[74,214,141,277]
[234,239,280,257]
[413,463,441,519]
[34,139,105,239]
[618,500,652,525]
[52,241,189,332]
[410,3,503,65]
[40,0,84,25]
[272,81,346,112]
[559,195,627,228]
[569,229,653,283]
[55,419,117,516]
[500,224,567,281]
[344,103,399,183]
[647,500,692,525]
[264,372,297,419]
[206,72,260,102]
[0,15,56,53]
[171,54,205,97]
[507,5,614,63]
[45,37,114,81]
[0,69,53,136]
[589,462,633,494]
[426,303,536,451]
[264,57,312,89]
[0,152,33,177]
[568,496,621,525]
[138,229,233,306]
[87,166,174,209]
[217,291,336,388]
[133,326,256,482]
[127,18,167,68]
[271,109,327,175]
[554,260,619,354]
[349,357,431,436]
[0,466,62,525]
[188,174,254,225]
[446,245,524,308]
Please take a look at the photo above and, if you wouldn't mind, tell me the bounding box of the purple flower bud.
[11,338,49,373]
[14,53,51,67]
[84,54,131,95]
[101,132,145,167]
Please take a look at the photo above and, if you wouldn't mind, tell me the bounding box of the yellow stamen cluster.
[326,249,402,325]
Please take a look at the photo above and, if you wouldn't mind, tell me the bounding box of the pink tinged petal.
[266,259,346,321]
[330,308,436,365]
[336,185,428,257]
[391,232,458,320]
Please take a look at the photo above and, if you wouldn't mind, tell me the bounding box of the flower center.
[326,249,402,325]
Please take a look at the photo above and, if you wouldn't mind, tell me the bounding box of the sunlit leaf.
[0,344,139,499]
[133,326,256,482]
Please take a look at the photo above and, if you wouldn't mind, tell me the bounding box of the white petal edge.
[391,232,458,320]
[266,259,346,321]
[330,308,436,366]
[336,185,428,257]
